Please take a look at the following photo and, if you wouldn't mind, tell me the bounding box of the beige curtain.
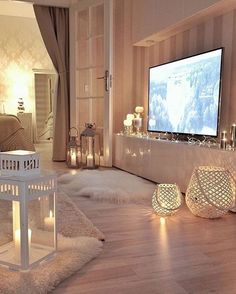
[33,5,69,161]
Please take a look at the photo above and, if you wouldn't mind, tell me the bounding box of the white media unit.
[113,134,236,193]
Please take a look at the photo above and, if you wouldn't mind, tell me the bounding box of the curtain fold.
[33,5,70,161]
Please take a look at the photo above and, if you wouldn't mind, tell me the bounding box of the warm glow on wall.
[5,64,32,114]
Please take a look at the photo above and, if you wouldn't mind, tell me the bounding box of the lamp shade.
[186,166,235,218]
[152,183,183,216]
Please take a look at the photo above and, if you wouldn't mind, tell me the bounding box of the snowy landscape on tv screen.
[148,49,223,136]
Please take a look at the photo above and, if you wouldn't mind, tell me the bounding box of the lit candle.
[126,114,134,121]
[123,119,132,127]
[44,210,54,231]
[135,106,144,114]
[87,154,94,168]
[14,228,32,262]
[70,150,77,166]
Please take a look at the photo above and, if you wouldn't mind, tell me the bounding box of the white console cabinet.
[113,134,236,193]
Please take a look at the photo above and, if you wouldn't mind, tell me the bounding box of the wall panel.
[113,3,236,137]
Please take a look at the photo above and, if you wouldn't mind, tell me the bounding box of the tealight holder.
[123,119,133,135]
[230,124,236,149]
[134,106,144,135]
[220,131,227,150]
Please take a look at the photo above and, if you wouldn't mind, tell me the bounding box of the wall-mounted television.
[147,47,223,137]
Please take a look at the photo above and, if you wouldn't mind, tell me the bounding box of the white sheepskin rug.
[0,193,103,294]
[58,169,156,203]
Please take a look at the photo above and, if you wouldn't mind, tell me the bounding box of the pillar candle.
[44,210,54,231]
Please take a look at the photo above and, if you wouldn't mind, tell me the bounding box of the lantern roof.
[81,127,96,137]
[0,150,36,156]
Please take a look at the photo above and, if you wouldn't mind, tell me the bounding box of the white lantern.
[0,151,57,271]
[0,150,40,176]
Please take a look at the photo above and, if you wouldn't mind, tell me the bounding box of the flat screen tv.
[147,48,223,137]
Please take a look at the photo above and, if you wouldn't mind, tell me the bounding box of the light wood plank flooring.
[37,142,236,294]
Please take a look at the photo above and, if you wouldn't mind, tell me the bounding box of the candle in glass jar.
[221,130,227,140]
[230,124,236,148]
[134,117,142,128]
[220,138,227,150]
[87,154,94,167]
[123,119,132,127]
[70,150,77,166]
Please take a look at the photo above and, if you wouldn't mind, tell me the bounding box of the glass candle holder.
[133,117,142,135]
[220,131,227,150]
[230,124,236,148]
[220,138,227,150]
[123,119,133,135]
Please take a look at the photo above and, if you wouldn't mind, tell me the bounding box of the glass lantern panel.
[0,199,14,265]
[81,136,92,165]
[28,194,56,265]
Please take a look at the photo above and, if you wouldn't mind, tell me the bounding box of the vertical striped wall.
[114,1,236,136]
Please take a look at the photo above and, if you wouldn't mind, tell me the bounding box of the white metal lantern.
[0,150,40,176]
[152,183,183,216]
[80,123,100,169]
[67,127,80,168]
[0,170,57,271]
[186,166,235,218]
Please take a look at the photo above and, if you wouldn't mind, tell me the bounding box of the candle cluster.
[220,124,236,150]
[123,106,144,135]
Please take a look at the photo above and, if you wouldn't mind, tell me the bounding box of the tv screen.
[147,48,223,137]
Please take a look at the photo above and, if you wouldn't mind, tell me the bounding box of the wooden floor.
[37,142,236,294]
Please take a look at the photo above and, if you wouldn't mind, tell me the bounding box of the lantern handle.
[69,127,78,137]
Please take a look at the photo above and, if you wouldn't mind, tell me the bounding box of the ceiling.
[0,0,78,18]
[13,0,78,7]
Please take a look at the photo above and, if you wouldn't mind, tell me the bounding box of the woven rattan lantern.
[152,184,183,216]
[186,166,235,219]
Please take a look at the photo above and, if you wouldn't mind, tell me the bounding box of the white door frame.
[69,0,113,167]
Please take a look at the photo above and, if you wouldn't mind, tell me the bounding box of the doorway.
[34,70,57,142]
[70,0,113,166]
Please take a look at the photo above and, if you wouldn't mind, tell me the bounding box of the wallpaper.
[113,1,236,136]
[0,15,54,117]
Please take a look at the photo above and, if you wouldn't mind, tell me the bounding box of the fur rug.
[58,169,156,203]
[0,193,104,294]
